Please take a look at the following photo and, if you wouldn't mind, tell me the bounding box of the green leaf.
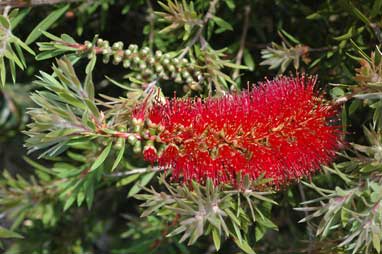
[212,15,233,32]
[36,50,65,60]
[224,0,235,10]
[340,0,370,26]
[233,238,256,254]
[4,45,24,70]
[25,5,69,45]
[340,207,350,227]
[233,223,243,244]
[85,54,97,74]
[255,225,266,241]
[86,183,95,209]
[41,30,62,41]
[333,27,354,41]
[84,99,100,118]
[63,194,76,211]
[0,57,5,87]
[61,33,77,43]
[116,173,140,187]
[350,39,372,64]
[77,191,85,207]
[306,12,321,20]
[9,58,16,83]
[0,16,10,30]
[372,226,381,253]
[90,141,112,172]
[128,171,156,197]
[371,0,382,17]
[280,29,300,44]
[0,226,23,239]
[10,8,30,28]
[212,228,221,251]
[111,139,125,172]
[13,36,35,55]
[84,73,95,100]
[331,87,345,98]
[243,49,255,71]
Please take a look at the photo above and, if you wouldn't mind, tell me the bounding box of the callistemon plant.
[134,76,342,187]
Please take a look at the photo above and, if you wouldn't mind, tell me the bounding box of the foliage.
[1,0,382,253]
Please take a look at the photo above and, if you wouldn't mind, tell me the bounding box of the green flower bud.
[124,49,132,57]
[86,42,92,49]
[162,58,170,65]
[190,82,202,91]
[114,138,125,150]
[158,72,167,79]
[182,71,190,79]
[168,65,175,72]
[102,40,110,48]
[155,64,163,73]
[140,47,150,56]
[135,74,142,80]
[128,44,138,52]
[102,48,109,55]
[123,60,131,68]
[186,77,194,83]
[112,41,123,50]
[127,134,137,145]
[155,50,163,58]
[133,141,142,154]
[175,74,182,83]
[181,58,188,65]
[96,38,104,46]
[133,56,140,64]
[132,117,143,126]
[139,62,147,70]
[172,58,180,65]
[113,55,122,64]
[147,56,155,65]
[143,69,152,76]
[102,55,110,64]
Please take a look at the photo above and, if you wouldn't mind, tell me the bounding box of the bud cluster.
[92,39,203,91]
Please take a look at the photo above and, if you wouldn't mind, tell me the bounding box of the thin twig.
[146,0,155,52]
[105,166,164,177]
[232,4,251,81]
[308,46,338,52]
[178,0,219,59]
[0,7,11,57]
[0,0,80,8]
[298,183,314,254]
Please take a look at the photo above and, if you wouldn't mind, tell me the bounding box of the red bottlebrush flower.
[143,145,158,162]
[143,76,342,186]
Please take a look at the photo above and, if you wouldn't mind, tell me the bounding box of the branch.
[146,0,155,51]
[232,5,251,81]
[178,0,219,59]
[298,183,314,254]
[0,0,80,8]
[105,166,164,177]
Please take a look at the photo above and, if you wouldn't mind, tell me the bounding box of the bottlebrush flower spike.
[142,75,342,186]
